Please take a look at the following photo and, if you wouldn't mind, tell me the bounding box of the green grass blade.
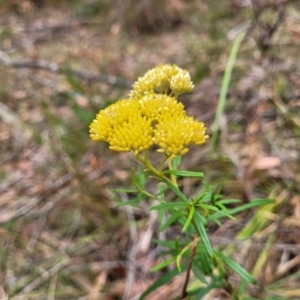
[211,31,246,152]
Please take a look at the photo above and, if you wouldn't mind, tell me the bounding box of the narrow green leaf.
[172,155,182,170]
[130,168,140,190]
[149,202,188,211]
[230,198,274,212]
[163,179,189,203]
[215,203,227,211]
[182,206,194,232]
[194,252,213,275]
[138,264,187,300]
[192,265,208,284]
[193,211,213,257]
[115,193,144,208]
[152,239,177,250]
[194,210,207,225]
[218,199,241,205]
[208,198,275,221]
[159,210,182,232]
[196,203,219,212]
[150,257,175,272]
[176,246,190,272]
[209,211,236,224]
[138,166,146,188]
[114,189,137,194]
[163,170,204,178]
[158,183,166,198]
[195,191,214,204]
[209,217,222,227]
[239,279,247,295]
[216,251,256,284]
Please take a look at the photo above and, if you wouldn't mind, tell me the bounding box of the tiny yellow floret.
[170,71,194,96]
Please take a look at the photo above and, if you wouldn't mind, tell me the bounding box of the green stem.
[158,156,169,173]
[168,158,178,188]
[135,154,182,199]
[134,153,164,180]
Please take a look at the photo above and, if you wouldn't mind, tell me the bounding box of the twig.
[0,53,131,88]
[18,20,100,33]
[181,237,197,300]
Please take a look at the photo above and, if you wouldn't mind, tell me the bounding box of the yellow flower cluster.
[129,64,194,99]
[89,65,208,158]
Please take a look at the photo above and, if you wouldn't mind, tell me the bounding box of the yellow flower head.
[153,116,209,159]
[170,71,194,96]
[89,99,140,142]
[90,99,154,155]
[89,65,208,157]
[138,92,186,122]
[109,115,153,155]
[129,64,194,99]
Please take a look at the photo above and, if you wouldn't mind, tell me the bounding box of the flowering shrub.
[89,65,272,299]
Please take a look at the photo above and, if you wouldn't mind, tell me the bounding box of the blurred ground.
[0,0,300,299]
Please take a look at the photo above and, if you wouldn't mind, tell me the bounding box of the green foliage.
[215,251,256,284]
[118,154,273,298]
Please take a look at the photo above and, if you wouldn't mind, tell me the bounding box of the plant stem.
[181,237,197,299]
[168,158,178,188]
